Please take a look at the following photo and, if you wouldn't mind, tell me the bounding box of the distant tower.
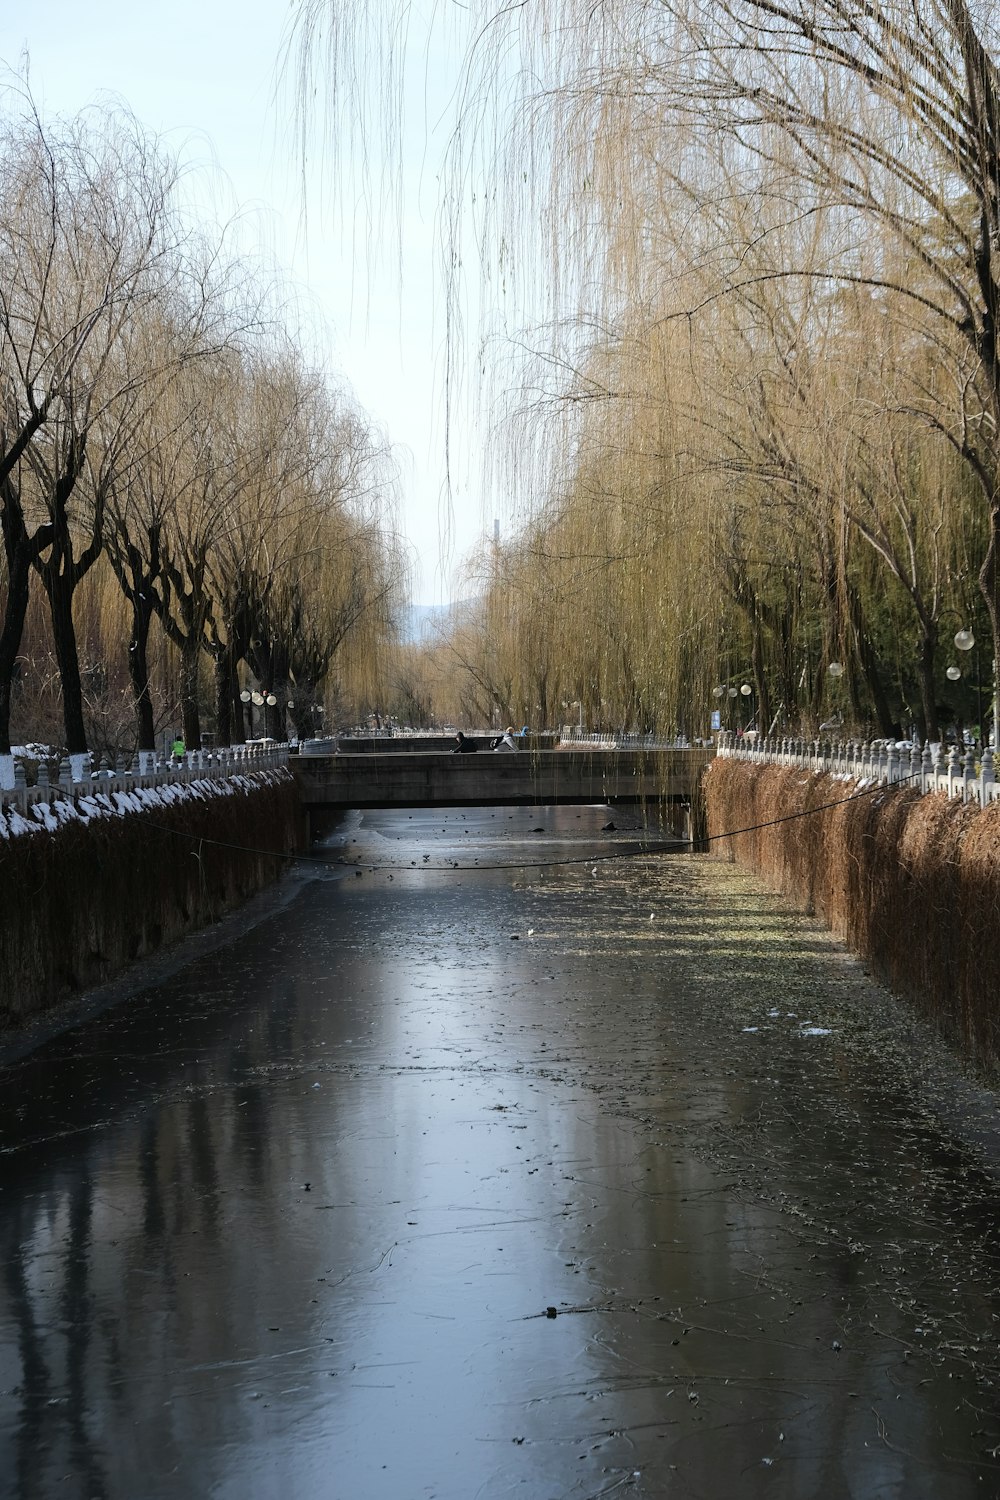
[493,518,500,544]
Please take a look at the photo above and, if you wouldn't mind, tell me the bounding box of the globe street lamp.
[240,688,258,738]
[950,627,996,746]
[950,626,997,748]
[738,681,754,733]
[241,688,276,739]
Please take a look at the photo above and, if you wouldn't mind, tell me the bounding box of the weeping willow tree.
[292,0,1000,737]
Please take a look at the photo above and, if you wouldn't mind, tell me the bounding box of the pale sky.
[0,0,485,604]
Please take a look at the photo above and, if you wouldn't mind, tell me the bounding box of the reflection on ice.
[0,805,998,1499]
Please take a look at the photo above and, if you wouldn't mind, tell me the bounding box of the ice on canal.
[1,803,999,1499]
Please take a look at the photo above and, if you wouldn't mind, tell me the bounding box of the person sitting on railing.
[452,731,478,753]
[491,726,518,752]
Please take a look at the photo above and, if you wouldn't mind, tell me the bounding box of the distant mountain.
[398,600,478,644]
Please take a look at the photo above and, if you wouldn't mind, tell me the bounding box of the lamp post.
[713,678,760,732]
[240,688,277,740]
[949,628,993,746]
[240,688,260,738]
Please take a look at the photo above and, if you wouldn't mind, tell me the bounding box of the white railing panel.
[715,733,1000,812]
[1,745,290,818]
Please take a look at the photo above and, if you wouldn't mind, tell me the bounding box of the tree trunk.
[206,603,251,749]
[155,556,210,754]
[213,651,234,749]
[106,528,163,756]
[230,676,246,744]
[0,477,53,763]
[40,545,89,756]
[979,501,1000,746]
[915,624,939,744]
[180,636,203,751]
[29,441,96,762]
[0,542,33,758]
[750,621,769,731]
[128,595,157,753]
[265,642,291,741]
[844,577,895,737]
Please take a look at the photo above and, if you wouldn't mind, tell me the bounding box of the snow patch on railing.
[0,765,293,840]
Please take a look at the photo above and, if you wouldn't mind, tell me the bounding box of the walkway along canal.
[1,803,999,1497]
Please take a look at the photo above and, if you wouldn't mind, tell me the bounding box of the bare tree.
[293,2,1000,736]
[0,93,198,777]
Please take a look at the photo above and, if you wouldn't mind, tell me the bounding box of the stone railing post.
[932,743,946,789]
[921,742,933,792]
[962,748,976,801]
[982,746,996,801]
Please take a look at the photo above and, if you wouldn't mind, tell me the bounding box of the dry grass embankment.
[704,759,1000,1069]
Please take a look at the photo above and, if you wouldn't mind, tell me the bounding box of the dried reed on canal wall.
[0,772,302,1029]
[704,759,1000,1070]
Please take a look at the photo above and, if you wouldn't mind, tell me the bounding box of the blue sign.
[711,710,721,731]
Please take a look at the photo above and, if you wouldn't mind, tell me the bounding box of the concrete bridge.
[295,746,714,840]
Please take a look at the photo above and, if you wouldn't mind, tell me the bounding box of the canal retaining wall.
[703,758,1000,1069]
[0,768,301,1029]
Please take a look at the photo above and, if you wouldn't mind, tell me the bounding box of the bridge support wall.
[296,748,712,814]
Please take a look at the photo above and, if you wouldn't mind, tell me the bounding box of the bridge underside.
[295,748,713,813]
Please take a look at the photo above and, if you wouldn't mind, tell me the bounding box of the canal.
[1,804,999,1498]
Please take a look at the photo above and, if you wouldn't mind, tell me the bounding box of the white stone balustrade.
[565,730,704,750]
[1,743,291,815]
[716,732,1000,806]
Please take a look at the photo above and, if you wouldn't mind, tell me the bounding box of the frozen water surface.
[0,803,998,1498]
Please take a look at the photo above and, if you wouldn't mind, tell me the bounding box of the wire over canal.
[134,769,920,872]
